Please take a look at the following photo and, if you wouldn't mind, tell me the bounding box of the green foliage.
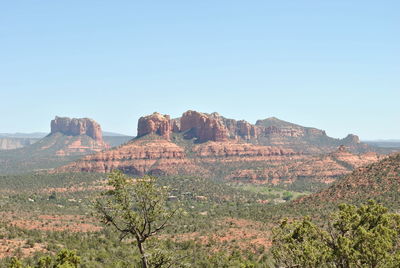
[272,217,331,267]
[0,172,272,267]
[54,249,80,268]
[8,257,24,268]
[282,191,294,201]
[36,256,52,268]
[0,133,91,175]
[95,170,180,268]
[272,200,400,267]
[7,249,80,268]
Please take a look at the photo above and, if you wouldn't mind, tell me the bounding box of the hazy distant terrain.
[0,137,39,150]
[0,132,47,139]
[364,140,400,148]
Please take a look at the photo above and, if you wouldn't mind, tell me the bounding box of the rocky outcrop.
[342,134,360,144]
[51,117,103,142]
[137,113,172,140]
[48,116,109,156]
[178,111,261,141]
[180,111,228,142]
[56,139,206,176]
[171,119,180,133]
[236,120,259,140]
[262,126,305,137]
[56,111,383,185]
[193,142,296,157]
[134,111,369,153]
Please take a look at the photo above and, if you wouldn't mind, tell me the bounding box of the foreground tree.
[272,217,331,267]
[95,170,179,268]
[8,249,80,268]
[272,200,400,268]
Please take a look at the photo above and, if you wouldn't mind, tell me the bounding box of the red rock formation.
[226,148,382,185]
[137,111,261,142]
[137,113,172,140]
[55,111,382,185]
[262,126,305,137]
[51,116,103,142]
[180,111,228,142]
[57,139,207,176]
[193,142,296,157]
[171,119,181,133]
[236,120,259,140]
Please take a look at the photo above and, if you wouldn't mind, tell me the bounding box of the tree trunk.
[138,241,148,268]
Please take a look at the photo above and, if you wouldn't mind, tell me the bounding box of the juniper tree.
[95,170,179,268]
[272,200,400,268]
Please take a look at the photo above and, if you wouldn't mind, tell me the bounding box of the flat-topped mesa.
[137,112,172,140]
[51,116,103,142]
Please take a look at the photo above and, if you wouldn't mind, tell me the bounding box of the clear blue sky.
[1,1,399,139]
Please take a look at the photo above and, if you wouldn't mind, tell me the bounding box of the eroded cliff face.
[180,111,228,142]
[193,142,297,157]
[136,111,263,142]
[137,113,172,140]
[49,116,109,156]
[135,111,367,154]
[51,117,103,143]
[56,139,207,176]
[56,110,382,185]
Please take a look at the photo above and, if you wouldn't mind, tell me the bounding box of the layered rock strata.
[56,139,205,176]
[135,111,367,154]
[226,146,382,184]
[56,111,382,185]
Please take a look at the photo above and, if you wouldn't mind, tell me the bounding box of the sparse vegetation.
[95,171,181,268]
[1,153,399,267]
[272,200,400,268]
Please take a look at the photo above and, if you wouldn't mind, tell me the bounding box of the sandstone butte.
[51,116,103,142]
[48,116,109,156]
[56,111,383,185]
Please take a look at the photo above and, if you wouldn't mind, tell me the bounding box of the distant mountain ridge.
[364,140,400,149]
[0,132,47,139]
[0,137,39,150]
[57,110,383,185]
[0,131,130,138]
[102,131,130,137]
[135,110,371,154]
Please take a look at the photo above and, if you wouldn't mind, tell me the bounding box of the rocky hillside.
[57,111,383,185]
[226,146,382,185]
[136,111,371,153]
[0,117,109,174]
[297,152,400,207]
